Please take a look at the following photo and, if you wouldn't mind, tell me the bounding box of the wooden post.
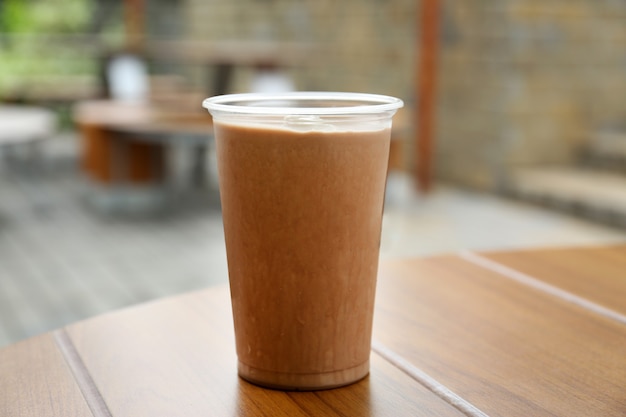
[416,0,440,192]
[124,0,145,49]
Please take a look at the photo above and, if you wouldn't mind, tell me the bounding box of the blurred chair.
[100,51,150,101]
[0,105,56,168]
[0,105,57,211]
[249,63,295,94]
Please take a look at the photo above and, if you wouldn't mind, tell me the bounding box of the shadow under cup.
[203,92,403,390]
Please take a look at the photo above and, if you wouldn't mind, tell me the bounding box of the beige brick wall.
[184,0,626,189]
[437,0,626,189]
[184,0,416,99]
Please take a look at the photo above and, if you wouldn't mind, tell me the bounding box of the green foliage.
[0,0,96,99]
[1,0,30,33]
[1,0,90,33]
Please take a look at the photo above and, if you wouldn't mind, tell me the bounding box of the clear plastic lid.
[202,92,404,116]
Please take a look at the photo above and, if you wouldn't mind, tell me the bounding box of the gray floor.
[381,173,626,258]
[1,134,625,348]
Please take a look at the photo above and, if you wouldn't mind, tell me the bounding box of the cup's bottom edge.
[238,359,370,391]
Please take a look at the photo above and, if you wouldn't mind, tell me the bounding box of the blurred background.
[1,0,626,348]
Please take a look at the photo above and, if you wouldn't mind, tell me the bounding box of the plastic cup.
[203,92,403,390]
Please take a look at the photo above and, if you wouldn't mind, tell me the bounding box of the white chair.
[105,53,150,102]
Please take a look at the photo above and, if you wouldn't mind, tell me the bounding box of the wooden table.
[2,245,625,416]
[73,99,411,184]
[73,99,214,212]
[74,99,213,185]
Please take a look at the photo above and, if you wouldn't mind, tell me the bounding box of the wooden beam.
[416,0,440,192]
[124,0,145,49]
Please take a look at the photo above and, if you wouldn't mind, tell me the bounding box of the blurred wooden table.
[73,99,213,186]
[1,245,625,416]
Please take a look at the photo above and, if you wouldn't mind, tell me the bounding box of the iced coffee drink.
[203,92,403,390]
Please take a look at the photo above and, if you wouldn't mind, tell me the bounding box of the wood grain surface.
[477,245,626,317]
[374,255,626,417]
[0,334,93,417]
[3,246,626,416]
[65,285,465,417]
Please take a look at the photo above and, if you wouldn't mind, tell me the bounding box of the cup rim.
[202,92,404,115]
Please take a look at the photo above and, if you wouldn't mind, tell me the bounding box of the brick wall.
[437,0,626,189]
[183,0,626,189]
[183,0,416,98]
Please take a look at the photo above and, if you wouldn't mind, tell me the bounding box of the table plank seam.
[371,341,490,417]
[53,329,113,417]
[459,251,626,326]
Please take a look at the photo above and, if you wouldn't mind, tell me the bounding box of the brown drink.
[204,93,403,390]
